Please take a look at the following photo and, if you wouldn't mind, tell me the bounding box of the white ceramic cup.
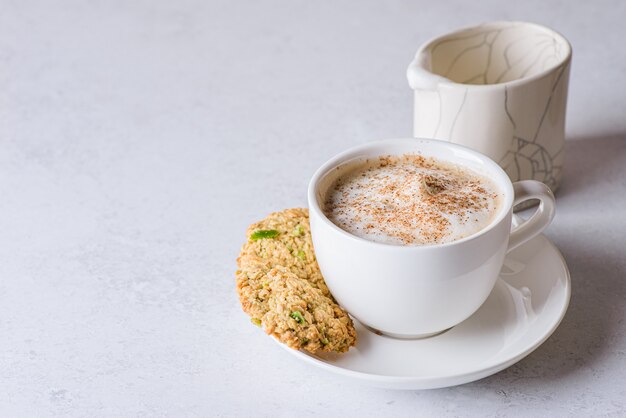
[407,21,572,193]
[308,138,555,338]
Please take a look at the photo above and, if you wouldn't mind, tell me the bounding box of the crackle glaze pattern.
[408,22,572,191]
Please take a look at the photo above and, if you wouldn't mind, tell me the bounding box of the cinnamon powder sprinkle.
[323,154,501,246]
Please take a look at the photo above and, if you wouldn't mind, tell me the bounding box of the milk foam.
[324,154,501,246]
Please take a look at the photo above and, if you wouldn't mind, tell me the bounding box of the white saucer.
[276,217,571,390]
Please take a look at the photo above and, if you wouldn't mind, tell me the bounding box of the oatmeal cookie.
[236,209,356,353]
[262,268,356,353]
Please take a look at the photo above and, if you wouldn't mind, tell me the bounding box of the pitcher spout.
[407,51,450,90]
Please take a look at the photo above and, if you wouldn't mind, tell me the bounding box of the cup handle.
[507,180,556,253]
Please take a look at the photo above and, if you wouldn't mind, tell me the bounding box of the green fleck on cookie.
[290,311,305,324]
[251,318,262,327]
[296,250,306,261]
[250,229,279,240]
[292,225,305,236]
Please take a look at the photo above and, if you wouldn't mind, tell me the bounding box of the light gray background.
[1,0,625,416]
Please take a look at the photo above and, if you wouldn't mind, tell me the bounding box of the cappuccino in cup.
[324,154,502,246]
[309,138,555,337]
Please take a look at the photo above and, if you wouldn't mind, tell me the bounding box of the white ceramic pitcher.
[407,21,571,191]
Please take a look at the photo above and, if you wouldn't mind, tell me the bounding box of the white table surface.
[1,0,625,416]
